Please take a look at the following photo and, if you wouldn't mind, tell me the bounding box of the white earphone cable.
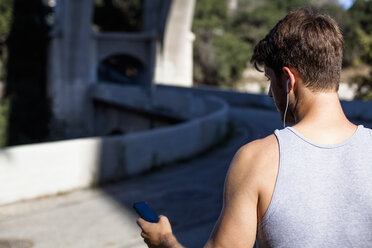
[283,80,290,128]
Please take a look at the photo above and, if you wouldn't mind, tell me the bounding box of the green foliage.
[192,0,312,87]
[0,0,13,81]
[192,0,228,45]
[0,0,12,39]
[193,31,252,86]
[357,28,372,62]
[0,0,12,147]
[230,7,281,45]
[349,0,372,34]
[0,99,9,147]
[353,29,372,100]
[347,0,372,100]
[192,0,372,92]
[192,0,227,86]
[345,0,372,66]
[353,71,372,100]
[229,0,305,45]
[0,1,12,35]
[213,33,252,86]
[193,0,253,86]
[192,0,227,30]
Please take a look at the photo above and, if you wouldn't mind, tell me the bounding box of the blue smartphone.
[133,201,159,223]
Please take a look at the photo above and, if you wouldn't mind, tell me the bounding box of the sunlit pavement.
[0,107,370,248]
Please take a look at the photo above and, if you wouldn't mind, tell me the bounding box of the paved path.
[0,107,370,248]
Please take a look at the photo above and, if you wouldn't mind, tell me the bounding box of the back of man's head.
[251,8,344,92]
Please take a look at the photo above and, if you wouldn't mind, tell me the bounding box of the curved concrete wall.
[3,84,369,206]
[90,84,220,120]
[121,95,228,175]
[341,100,372,121]
[0,86,229,205]
[158,85,372,121]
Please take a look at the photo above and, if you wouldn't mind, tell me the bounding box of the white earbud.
[283,79,290,128]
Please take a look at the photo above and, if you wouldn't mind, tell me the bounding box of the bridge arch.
[97,53,145,85]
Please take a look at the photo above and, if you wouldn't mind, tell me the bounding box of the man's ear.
[283,67,297,92]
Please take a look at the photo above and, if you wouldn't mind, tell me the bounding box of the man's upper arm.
[205,135,278,248]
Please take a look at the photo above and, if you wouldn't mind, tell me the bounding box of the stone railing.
[0,84,229,205]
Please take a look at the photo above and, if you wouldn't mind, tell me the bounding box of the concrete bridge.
[0,106,283,248]
[1,104,371,248]
[48,0,195,138]
[1,2,372,247]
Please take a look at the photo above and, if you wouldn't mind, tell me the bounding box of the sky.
[338,0,355,9]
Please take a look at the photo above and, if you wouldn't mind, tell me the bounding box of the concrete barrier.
[157,85,277,110]
[121,96,228,175]
[2,84,371,206]
[0,85,229,205]
[341,100,372,121]
[0,138,101,205]
[159,85,372,121]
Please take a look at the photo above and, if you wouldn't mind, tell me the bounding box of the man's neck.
[295,92,342,123]
[292,91,357,145]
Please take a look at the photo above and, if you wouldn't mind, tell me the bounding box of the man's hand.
[137,215,183,248]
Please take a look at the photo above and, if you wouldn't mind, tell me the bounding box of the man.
[137,8,372,247]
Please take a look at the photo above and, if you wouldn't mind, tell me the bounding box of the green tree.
[349,0,372,34]
[213,33,252,87]
[347,0,372,65]
[347,0,372,100]
[353,29,372,100]
[193,0,317,87]
[357,29,372,62]
[0,99,9,147]
[229,4,285,45]
[192,0,228,85]
[193,0,252,86]
[0,0,12,147]
[0,0,12,81]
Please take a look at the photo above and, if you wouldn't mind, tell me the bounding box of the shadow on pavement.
[97,107,283,247]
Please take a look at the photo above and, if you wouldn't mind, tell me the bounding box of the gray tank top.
[256,125,372,248]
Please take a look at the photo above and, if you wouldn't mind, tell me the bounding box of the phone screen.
[133,201,159,223]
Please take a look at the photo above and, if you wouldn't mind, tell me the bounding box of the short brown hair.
[251,8,344,91]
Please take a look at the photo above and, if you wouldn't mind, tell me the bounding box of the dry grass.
[340,65,372,84]
[235,64,372,94]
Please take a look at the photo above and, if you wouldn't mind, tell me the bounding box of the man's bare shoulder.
[234,134,278,170]
[226,134,279,192]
